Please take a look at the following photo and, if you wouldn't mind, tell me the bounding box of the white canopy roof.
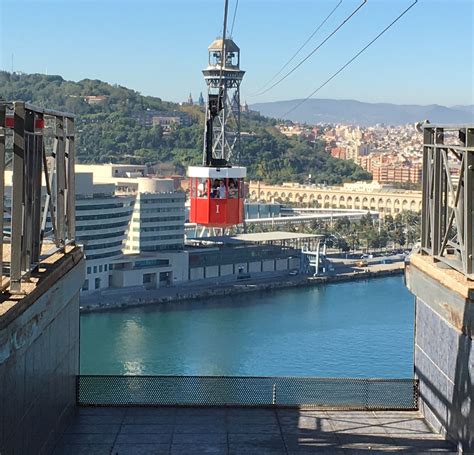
[187,166,246,178]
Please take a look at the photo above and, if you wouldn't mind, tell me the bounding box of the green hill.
[0,71,371,184]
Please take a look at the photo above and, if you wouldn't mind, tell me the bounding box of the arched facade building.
[248,181,422,217]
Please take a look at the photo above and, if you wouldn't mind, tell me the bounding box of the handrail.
[0,101,76,294]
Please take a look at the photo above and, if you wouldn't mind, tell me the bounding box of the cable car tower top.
[201,36,245,166]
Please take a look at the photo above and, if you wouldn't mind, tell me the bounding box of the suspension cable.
[253,0,343,95]
[217,0,230,108]
[230,0,239,37]
[254,0,367,97]
[281,0,418,118]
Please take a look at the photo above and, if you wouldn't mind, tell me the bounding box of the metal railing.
[0,101,76,293]
[77,375,419,410]
[421,124,474,279]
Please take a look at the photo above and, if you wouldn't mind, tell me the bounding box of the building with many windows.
[75,172,134,292]
[74,164,186,293]
[124,179,185,253]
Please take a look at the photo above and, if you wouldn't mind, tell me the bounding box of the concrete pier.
[406,254,473,453]
[0,246,85,455]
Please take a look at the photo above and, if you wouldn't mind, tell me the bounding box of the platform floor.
[53,407,457,454]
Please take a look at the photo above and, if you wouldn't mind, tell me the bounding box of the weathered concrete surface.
[53,407,456,454]
[0,246,85,455]
[406,254,473,453]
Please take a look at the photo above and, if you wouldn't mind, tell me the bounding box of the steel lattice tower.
[202,38,245,166]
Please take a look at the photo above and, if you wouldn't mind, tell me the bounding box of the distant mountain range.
[250,99,474,126]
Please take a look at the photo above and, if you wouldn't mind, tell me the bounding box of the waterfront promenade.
[54,407,456,454]
[80,256,405,312]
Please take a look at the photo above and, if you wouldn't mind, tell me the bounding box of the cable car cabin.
[188,166,246,227]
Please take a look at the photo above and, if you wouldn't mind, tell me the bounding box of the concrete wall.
[190,267,204,281]
[205,265,219,279]
[220,264,234,276]
[262,260,275,272]
[0,247,85,455]
[169,251,189,283]
[406,255,473,453]
[289,257,300,270]
[189,257,298,282]
[248,262,261,273]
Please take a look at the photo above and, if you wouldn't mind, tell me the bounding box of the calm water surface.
[81,276,414,377]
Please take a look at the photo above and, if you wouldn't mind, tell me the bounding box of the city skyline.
[1,0,473,108]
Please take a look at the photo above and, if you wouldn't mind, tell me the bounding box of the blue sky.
[0,0,472,106]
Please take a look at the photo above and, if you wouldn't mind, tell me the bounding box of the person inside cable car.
[198,179,207,198]
[219,180,227,199]
[210,179,219,198]
[228,178,238,198]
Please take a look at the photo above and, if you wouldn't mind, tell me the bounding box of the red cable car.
[188,165,246,227]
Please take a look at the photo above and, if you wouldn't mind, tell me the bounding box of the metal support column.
[0,103,5,285]
[31,115,44,263]
[23,108,35,272]
[465,128,474,275]
[55,116,66,248]
[10,102,25,293]
[421,127,433,252]
[65,117,76,240]
[431,128,443,257]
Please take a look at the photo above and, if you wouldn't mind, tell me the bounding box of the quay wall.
[80,266,404,313]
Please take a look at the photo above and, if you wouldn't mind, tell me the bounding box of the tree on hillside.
[0,70,372,183]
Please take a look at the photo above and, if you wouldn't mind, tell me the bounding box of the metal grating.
[77,375,419,410]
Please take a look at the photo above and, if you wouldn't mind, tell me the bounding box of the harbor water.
[80,276,414,378]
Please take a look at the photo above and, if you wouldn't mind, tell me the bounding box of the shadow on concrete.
[448,301,472,452]
[414,296,472,452]
[53,407,457,454]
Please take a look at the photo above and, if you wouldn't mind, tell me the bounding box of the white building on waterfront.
[75,172,134,292]
[74,164,187,293]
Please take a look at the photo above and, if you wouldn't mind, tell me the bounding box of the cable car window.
[191,178,197,198]
[228,178,238,198]
[197,178,208,198]
[239,179,245,198]
[210,178,226,199]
